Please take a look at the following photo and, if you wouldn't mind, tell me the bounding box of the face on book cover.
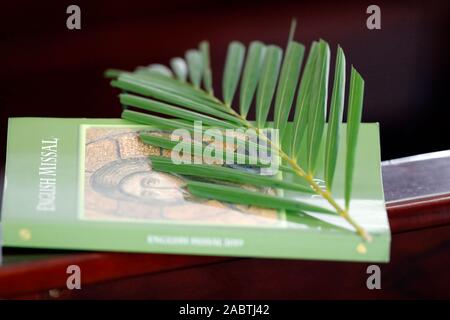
[83,127,281,224]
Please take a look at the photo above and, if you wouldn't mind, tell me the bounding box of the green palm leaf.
[106,23,370,241]
[273,40,304,139]
[324,46,346,191]
[239,41,266,118]
[129,71,215,103]
[185,49,203,88]
[345,67,365,210]
[187,180,334,214]
[200,41,213,94]
[222,42,245,106]
[122,109,191,130]
[141,134,262,166]
[140,133,296,173]
[306,40,330,175]
[170,57,188,82]
[149,155,314,193]
[256,45,282,128]
[120,93,237,129]
[112,76,243,125]
[291,41,319,159]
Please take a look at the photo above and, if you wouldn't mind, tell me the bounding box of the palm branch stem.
[282,153,371,242]
[215,101,371,242]
[115,68,370,241]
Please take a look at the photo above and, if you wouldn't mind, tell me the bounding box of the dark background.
[0,0,449,168]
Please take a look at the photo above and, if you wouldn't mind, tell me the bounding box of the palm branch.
[105,20,370,242]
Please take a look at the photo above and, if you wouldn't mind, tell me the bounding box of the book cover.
[1,117,390,262]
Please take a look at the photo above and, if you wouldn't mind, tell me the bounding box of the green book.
[1,117,390,262]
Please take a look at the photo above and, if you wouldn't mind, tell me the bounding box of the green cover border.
[1,118,391,262]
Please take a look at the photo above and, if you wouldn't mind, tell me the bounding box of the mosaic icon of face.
[90,158,186,204]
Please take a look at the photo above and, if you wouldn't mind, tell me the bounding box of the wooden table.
[1,152,450,299]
